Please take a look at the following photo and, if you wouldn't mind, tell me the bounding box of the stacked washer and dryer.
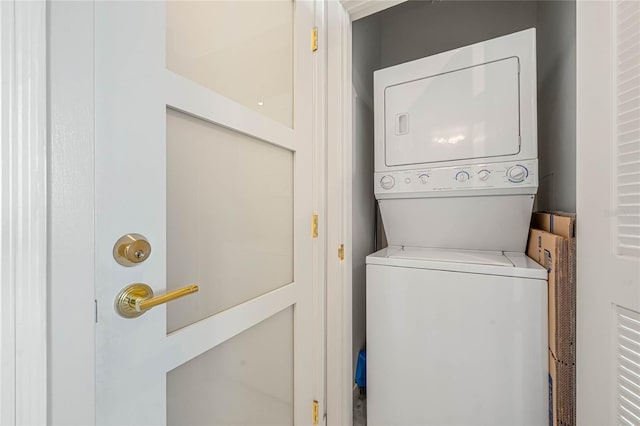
[366,29,548,425]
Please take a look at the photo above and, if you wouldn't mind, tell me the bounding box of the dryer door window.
[384,57,521,166]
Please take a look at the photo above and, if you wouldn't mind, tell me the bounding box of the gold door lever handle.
[115,283,199,318]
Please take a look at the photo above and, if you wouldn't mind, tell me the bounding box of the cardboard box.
[529,212,576,426]
[549,351,557,426]
[532,212,575,239]
[527,228,570,361]
[528,212,576,362]
[549,349,576,426]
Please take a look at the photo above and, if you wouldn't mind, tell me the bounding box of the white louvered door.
[577,1,640,424]
[616,307,640,424]
[617,0,640,258]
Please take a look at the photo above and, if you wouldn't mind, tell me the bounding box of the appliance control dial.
[507,165,528,183]
[380,175,395,190]
[455,171,470,183]
[418,174,429,184]
[477,170,491,181]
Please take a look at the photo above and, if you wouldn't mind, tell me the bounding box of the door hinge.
[311,27,318,52]
[338,244,345,261]
[312,214,318,238]
[312,400,319,425]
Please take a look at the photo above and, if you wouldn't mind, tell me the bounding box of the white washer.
[366,247,548,426]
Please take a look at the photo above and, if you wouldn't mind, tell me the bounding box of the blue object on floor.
[355,350,366,388]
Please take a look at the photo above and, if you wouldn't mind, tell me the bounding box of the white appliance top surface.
[386,246,513,266]
[366,246,547,279]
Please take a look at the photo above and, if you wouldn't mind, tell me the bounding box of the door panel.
[167,307,294,426]
[166,108,294,332]
[94,1,314,424]
[166,0,294,127]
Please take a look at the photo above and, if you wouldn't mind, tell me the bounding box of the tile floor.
[353,392,367,426]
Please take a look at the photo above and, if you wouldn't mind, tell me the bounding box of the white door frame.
[576,1,640,423]
[325,2,407,425]
[312,1,330,424]
[326,2,353,424]
[48,2,96,424]
[324,2,618,426]
[0,1,48,425]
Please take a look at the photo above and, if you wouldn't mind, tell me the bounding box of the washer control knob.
[455,171,470,183]
[418,174,429,184]
[380,175,395,190]
[477,170,491,181]
[507,165,528,183]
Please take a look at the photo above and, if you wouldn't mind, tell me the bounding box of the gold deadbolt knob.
[113,233,152,266]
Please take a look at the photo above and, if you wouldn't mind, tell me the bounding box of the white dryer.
[374,28,538,252]
[366,247,548,426]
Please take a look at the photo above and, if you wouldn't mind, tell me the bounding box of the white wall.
[351,14,381,376]
[536,1,577,213]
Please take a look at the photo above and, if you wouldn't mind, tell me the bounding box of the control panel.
[374,160,537,195]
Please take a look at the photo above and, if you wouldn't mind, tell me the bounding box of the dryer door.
[384,57,521,166]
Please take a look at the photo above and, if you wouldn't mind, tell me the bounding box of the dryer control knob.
[477,170,491,181]
[507,165,528,183]
[455,171,470,183]
[380,175,395,190]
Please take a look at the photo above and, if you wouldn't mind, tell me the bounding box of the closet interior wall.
[351,13,381,377]
[536,1,577,212]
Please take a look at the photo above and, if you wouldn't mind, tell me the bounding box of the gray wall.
[353,14,381,109]
[536,1,577,212]
[351,15,381,376]
[377,1,538,68]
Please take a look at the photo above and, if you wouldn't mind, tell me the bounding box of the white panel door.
[94,1,315,424]
[577,1,640,424]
